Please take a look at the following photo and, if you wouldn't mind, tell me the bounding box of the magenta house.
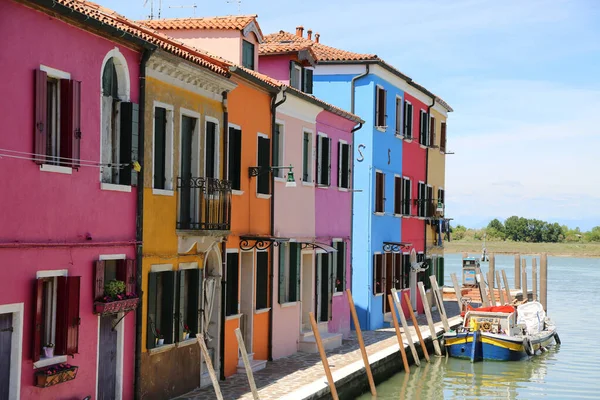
[0,1,149,398]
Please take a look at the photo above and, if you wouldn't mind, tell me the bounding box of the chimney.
[315,33,320,43]
[296,26,304,37]
[307,29,312,40]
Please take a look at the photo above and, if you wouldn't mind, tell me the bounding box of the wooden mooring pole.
[392,290,420,366]
[489,254,496,288]
[196,334,223,400]
[309,312,339,400]
[403,292,430,362]
[234,328,259,400]
[417,282,442,356]
[501,269,513,303]
[521,259,528,302]
[514,253,521,289]
[346,290,376,396]
[388,294,410,374]
[540,253,548,311]
[496,270,505,305]
[429,276,450,332]
[532,257,538,301]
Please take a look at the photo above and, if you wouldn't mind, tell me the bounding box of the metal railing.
[177,177,232,231]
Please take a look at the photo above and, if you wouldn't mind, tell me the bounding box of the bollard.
[540,253,548,311]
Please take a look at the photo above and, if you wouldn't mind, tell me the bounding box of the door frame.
[239,250,255,354]
[300,251,314,331]
[0,303,23,400]
[96,254,126,400]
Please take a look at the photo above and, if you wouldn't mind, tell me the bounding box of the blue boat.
[444,301,559,362]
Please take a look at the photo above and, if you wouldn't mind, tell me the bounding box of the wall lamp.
[248,165,296,187]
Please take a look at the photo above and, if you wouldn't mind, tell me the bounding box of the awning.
[382,241,412,252]
[239,235,290,251]
[298,241,337,253]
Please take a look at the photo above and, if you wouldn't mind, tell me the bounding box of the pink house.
[0,1,146,398]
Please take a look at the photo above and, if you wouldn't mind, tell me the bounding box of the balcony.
[176,177,232,233]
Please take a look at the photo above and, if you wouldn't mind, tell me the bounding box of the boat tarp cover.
[517,301,546,334]
[474,305,515,314]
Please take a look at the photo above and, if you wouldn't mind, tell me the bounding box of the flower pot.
[43,347,54,358]
[156,338,164,346]
[183,333,190,341]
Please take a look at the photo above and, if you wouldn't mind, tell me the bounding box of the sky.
[100,0,600,230]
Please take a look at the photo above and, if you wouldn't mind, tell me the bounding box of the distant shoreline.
[444,240,600,258]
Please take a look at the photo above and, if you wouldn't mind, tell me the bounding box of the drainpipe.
[349,65,368,329]
[135,46,156,400]
[219,91,229,381]
[424,97,436,260]
[268,86,287,361]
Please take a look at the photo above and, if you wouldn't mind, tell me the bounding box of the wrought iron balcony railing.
[177,177,232,231]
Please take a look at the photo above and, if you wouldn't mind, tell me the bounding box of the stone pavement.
[174,300,461,400]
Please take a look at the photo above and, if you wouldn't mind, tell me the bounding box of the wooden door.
[98,316,117,400]
[316,254,332,323]
[0,313,12,400]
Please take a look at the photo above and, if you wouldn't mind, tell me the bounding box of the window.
[395,97,403,136]
[437,188,445,213]
[403,101,413,139]
[177,267,202,341]
[402,177,411,216]
[337,141,351,189]
[101,58,138,185]
[373,253,383,295]
[334,241,346,292]
[302,68,313,94]
[257,135,270,195]
[290,62,302,90]
[147,270,175,348]
[34,273,80,362]
[273,123,284,178]
[227,126,242,190]
[205,120,218,179]
[153,106,174,190]
[225,253,239,316]
[34,68,81,168]
[242,40,255,70]
[316,134,332,186]
[430,115,436,148]
[278,243,300,303]
[94,259,136,301]
[440,122,447,153]
[394,176,402,215]
[375,171,385,213]
[256,251,269,310]
[375,86,387,128]
[418,182,426,217]
[383,252,394,312]
[419,110,429,146]
[402,253,411,289]
[302,131,312,183]
[393,253,403,290]
[426,185,433,217]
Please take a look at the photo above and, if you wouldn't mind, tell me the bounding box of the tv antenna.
[226,0,241,14]
[143,0,163,19]
[169,3,198,17]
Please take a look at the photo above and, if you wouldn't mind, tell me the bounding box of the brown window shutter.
[60,80,81,168]
[117,259,136,295]
[375,88,380,127]
[441,122,447,152]
[33,279,44,361]
[94,261,105,300]
[375,172,384,212]
[34,69,48,164]
[430,116,435,147]
[65,276,81,356]
[394,176,401,214]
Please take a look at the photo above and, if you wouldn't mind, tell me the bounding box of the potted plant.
[35,363,78,388]
[183,325,191,341]
[94,279,139,315]
[155,330,164,346]
[42,343,54,358]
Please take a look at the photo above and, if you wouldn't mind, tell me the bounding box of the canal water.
[357,253,600,399]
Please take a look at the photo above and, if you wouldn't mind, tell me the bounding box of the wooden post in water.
[521,259,528,302]
[514,253,521,289]
[496,270,505,305]
[196,334,224,400]
[487,270,496,306]
[450,273,463,312]
[417,282,442,356]
[489,254,496,288]
[540,253,548,311]
[532,258,538,301]
[501,269,513,303]
[429,276,450,332]
[392,290,420,366]
[346,290,376,396]
[462,252,468,259]
[309,312,339,400]
[476,273,490,307]
[234,328,259,400]
[403,292,430,362]
[388,294,410,374]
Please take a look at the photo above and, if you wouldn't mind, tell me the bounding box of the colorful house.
[261,28,452,329]
[0,0,146,398]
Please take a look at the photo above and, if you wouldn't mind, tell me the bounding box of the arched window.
[100,51,137,186]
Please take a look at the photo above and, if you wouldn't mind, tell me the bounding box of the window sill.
[332,291,345,297]
[232,190,244,196]
[40,164,72,175]
[176,338,198,348]
[280,301,298,308]
[148,343,176,356]
[302,181,314,187]
[419,144,427,149]
[374,212,385,216]
[394,213,402,218]
[375,126,386,133]
[152,188,174,196]
[274,177,286,183]
[338,187,350,192]
[316,184,330,190]
[255,307,271,315]
[34,355,68,369]
[256,193,271,200]
[395,134,404,140]
[374,293,384,297]
[226,313,242,321]
[404,138,413,143]
[101,183,132,193]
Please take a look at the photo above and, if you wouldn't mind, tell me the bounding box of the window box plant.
[34,363,78,388]
[155,330,164,346]
[182,325,191,341]
[93,279,139,316]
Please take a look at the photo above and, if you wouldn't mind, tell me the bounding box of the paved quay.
[174,300,462,400]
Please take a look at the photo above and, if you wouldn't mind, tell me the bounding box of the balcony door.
[180,115,199,229]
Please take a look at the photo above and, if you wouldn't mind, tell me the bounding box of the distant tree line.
[452,216,600,243]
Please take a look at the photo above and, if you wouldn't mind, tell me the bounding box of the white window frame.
[274,120,286,181]
[227,122,244,195]
[152,101,175,195]
[316,132,331,188]
[395,95,403,138]
[256,132,271,199]
[301,129,314,186]
[291,63,302,90]
[403,100,413,140]
[0,303,24,400]
[204,116,221,180]
[375,85,386,131]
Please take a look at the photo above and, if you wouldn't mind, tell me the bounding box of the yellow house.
[139,48,236,399]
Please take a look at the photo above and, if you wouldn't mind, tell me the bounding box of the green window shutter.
[303,69,313,94]
[119,102,139,186]
[227,127,242,190]
[187,268,202,336]
[295,245,301,302]
[257,136,270,195]
[226,253,239,316]
[288,243,299,302]
[302,132,310,182]
[154,107,167,189]
[161,271,176,344]
[256,251,269,310]
[205,122,216,179]
[278,245,287,304]
[437,257,445,286]
[147,272,158,349]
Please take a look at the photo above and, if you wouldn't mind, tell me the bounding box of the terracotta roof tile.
[139,15,260,34]
[43,0,229,76]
